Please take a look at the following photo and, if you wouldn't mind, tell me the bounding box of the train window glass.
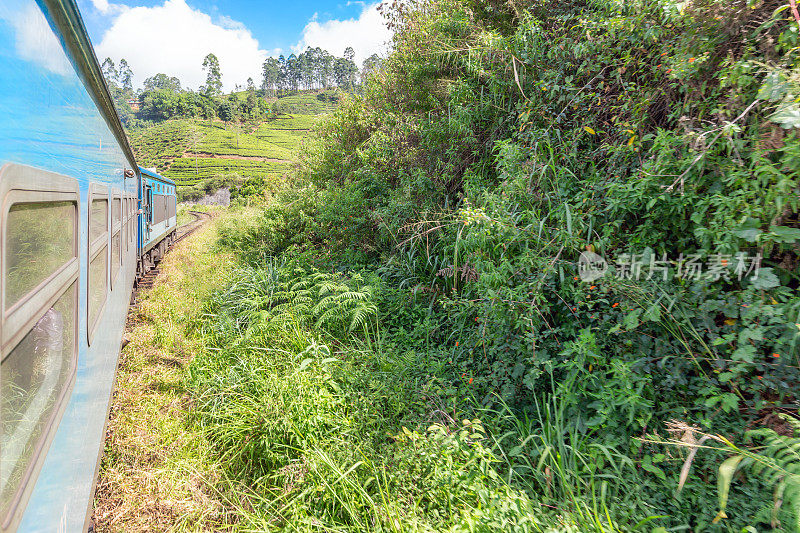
[90,198,107,244]
[122,197,127,253]
[1,281,76,522]
[111,193,121,285]
[87,185,108,342]
[4,202,76,311]
[88,250,107,329]
[128,196,132,244]
[0,164,79,528]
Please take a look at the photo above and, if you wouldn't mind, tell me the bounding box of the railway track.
[132,210,211,297]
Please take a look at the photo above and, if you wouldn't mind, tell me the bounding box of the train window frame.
[110,189,122,288]
[130,193,136,245]
[0,164,79,354]
[87,183,109,345]
[123,196,128,254]
[0,163,79,528]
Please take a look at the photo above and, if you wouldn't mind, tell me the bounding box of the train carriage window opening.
[87,184,108,343]
[111,192,121,286]
[0,164,79,528]
[125,195,131,245]
[123,197,128,253]
[133,194,136,242]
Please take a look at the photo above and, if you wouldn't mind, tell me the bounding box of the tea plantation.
[128,91,329,200]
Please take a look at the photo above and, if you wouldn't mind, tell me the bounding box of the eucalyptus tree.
[101,57,118,87]
[118,59,133,92]
[261,57,280,96]
[202,53,222,96]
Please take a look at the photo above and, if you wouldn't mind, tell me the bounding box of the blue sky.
[76,0,391,91]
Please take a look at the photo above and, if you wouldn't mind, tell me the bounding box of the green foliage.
[187,0,800,529]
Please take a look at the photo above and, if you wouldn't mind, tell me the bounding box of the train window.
[5,202,75,311]
[1,282,77,523]
[122,197,127,254]
[131,195,137,244]
[87,184,108,343]
[111,192,121,286]
[0,164,79,528]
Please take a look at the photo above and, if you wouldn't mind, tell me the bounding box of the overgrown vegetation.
[122,0,800,530]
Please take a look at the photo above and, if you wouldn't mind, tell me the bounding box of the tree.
[202,53,222,96]
[261,57,280,96]
[118,59,133,92]
[217,99,234,123]
[101,58,118,87]
[334,56,358,90]
[344,47,355,63]
[277,55,287,95]
[143,73,182,93]
[140,89,179,120]
[245,83,259,119]
[361,54,382,83]
[199,94,216,123]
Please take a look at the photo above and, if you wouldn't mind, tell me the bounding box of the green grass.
[94,214,238,531]
[129,120,192,170]
[179,214,650,531]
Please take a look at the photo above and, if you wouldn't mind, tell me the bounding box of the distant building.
[127,98,140,112]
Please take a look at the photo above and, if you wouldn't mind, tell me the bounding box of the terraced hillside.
[128,91,333,200]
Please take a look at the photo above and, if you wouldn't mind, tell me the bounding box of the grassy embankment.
[94,208,236,531]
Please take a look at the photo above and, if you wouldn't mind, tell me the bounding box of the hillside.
[103,1,800,531]
[128,90,336,201]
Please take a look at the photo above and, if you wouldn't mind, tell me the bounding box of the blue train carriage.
[137,167,177,276]
[0,0,142,531]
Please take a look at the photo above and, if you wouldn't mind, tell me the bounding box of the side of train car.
[138,168,177,276]
[0,2,177,531]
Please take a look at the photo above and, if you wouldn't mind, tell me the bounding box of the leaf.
[628,135,637,146]
[511,57,526,99]
[749,267,780,289]
[731,345,756,363]
[641,455,666,480]
[734,228,762,242]
[623,309,642,330]
[733,217,762,242]
[584,126,596,135]
[769,225,800,243]
[758,71,790,102]
[716,455,745,518]
[770,103,800,129]
[643,304,661,322]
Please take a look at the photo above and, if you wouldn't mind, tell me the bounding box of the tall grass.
[185,259,666,531]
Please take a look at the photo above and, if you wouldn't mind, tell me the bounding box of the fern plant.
[662,415,800,529]
[744,415,800,530]
[311,273,377,335]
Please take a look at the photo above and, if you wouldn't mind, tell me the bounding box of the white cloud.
[94,0,267,91]
[294,3,391,65]
[0,3,72,75]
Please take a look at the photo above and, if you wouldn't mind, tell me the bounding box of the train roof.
[138,166,176,186]
[43,0,139,173]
